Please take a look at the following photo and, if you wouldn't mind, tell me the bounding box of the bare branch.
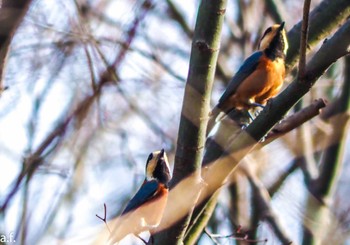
[264,98,327,141]
[96,203,112,234]
[298,0,311,79]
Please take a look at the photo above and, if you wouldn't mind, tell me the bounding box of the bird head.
[258,22,288,58]
[145,149,171,186]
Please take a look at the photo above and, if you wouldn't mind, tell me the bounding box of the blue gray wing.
[218,51,263,105]
[121,180,158,215]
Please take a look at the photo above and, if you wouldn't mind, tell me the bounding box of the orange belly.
[227,56,285,110]
[138,185,168,228]
[110,185,169,243]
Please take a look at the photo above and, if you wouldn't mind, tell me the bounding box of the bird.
[108,149,172,244]
[208,22,288,133]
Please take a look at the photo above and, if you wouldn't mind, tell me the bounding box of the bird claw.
[241,123,248,130]
[250,102,265,109]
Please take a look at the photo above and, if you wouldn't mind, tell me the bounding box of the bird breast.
[232,56,285,109]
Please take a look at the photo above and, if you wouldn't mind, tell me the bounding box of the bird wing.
[121,180,159,215]
[218,51,263,105]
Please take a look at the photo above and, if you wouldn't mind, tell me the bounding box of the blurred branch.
[267,158,300,196]
[111,0,154,69]
[286,0,350,72]
[1,0,157,213]
[165,0,193,38]
[228,181,240,230]
[165,0,229,83]
[122,42,186,82]
[92,45,175,141]
[0,0,33,93]
[19,178,29,244]
[243,166,293,244]
[0,87,101,212]
[204,227,268,244]
[302,55,350,245]
[151,0,227,244]
[264,0,284,23]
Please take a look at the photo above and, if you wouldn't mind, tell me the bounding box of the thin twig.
[264,98,327,142]
[112,0,154,69]
[165,0,193,38]
[241,166,293,244]
[96,203,112,234]
[92,43,173,140]
[204,227,268,244]
[203,228,221,244]
[298,0,311,79]
[136,235,148,245]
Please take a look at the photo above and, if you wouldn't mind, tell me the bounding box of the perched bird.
[109,149,171,244]
[208,22,288,132]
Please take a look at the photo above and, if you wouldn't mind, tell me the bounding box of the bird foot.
[254,110,261,117]
[250,102,265,109]
[241,124,248,130]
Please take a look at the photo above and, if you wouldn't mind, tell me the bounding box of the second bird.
[109,149,171,244]
[209,22,288,131]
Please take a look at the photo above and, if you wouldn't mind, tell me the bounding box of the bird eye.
[263,27,272,36]
[147,153,153,163]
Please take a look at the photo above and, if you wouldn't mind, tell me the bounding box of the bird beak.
[279,22,285,31]
[160,149,165,158]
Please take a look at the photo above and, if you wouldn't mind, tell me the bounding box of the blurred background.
[0,0,349,244]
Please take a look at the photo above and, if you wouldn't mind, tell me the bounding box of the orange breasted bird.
[109,149,171,243]
[209,22,288,128]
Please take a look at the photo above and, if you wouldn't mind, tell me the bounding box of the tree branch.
[286,0,350,72]
[242,166,293,244]
[298,0,311,79]
[151,0,227,244]
[264,98,327,142]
